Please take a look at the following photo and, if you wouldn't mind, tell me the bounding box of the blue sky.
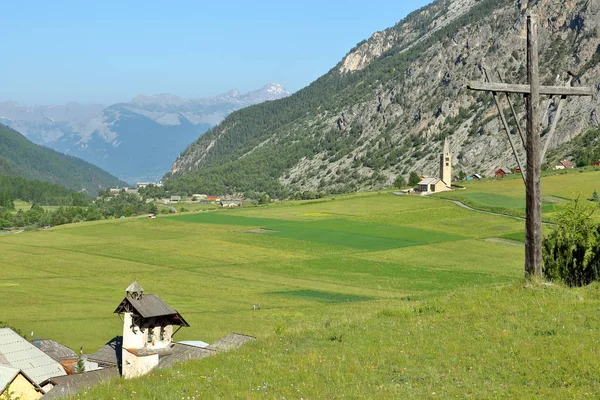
[1,1,431,105]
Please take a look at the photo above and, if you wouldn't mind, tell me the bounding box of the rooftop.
[0,328,66,384]
[207,333,256,352]
[33,339,77,361]
[42,368,119,399]
[114,294,189,326]
[87,336,122,367]
[0,365,42,396]
[418,177,441,186]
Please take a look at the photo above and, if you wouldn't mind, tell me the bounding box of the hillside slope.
[167,0,600,197]
[0,124,127,194]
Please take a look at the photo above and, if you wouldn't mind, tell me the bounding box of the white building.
[113,282,190,379]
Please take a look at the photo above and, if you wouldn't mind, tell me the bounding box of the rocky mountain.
[0,124,127,194]
[166,0,600,198]
[0,84,289,182]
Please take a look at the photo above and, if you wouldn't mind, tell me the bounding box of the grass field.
[0,192,525,352]
[3,172,600,398]
[435,169,600,221]
[12,200,61,213]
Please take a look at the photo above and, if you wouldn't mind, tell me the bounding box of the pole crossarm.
[468,81,593,96]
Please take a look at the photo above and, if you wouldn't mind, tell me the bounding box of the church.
[417,137,452,194]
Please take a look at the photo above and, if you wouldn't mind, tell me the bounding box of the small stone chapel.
[417,137,452,194]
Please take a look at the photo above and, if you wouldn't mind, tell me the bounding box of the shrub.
[408,172,421,186]
[542,198,600,286]
[394,175,406,188]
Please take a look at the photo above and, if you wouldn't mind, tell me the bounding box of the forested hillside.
[0,175,91,207]
[0,124,127,194]
[166,0,600,197]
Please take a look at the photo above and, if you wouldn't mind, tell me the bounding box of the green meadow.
[435,169,600,221]
[2,172,600,398]
[1,191,524,351]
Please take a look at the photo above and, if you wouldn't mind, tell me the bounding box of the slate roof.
[0,328,66,384]
[87,336,122,368]
[113,294,189,326]
[207,333,256,352]
[417,177,441,186]
[157,344,215,369]
[42,368,119,399]
[0,365,42,396]
[33,339,77,361]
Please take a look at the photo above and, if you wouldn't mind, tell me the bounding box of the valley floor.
[1,171,599,398]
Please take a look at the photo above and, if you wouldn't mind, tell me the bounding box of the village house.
[0,365,44,400]
[220,200,242,208]
[125,188,139,195]
[594,160,600,166]
[495,168,513,178]
[136,182,163,189]
[554,159,574,170]
[32,338,93,375]
[0,328,67,394]
[417,137,452,194]
[170,195,181,203]
[205,196,221,202]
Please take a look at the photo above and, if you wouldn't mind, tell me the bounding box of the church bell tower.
[440,137,452,187]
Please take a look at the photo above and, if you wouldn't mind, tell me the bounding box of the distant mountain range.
[0,84,289,182]
[0,124,127,194]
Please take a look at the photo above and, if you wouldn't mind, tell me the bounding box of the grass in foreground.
[79,283,600,399]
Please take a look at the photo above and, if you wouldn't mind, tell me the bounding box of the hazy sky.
[1,1,431,105]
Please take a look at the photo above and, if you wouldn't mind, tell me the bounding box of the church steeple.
[125,281,144,300]
[440,137,452,186]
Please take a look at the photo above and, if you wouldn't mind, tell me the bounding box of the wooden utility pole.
[525,15,542,278]
[467,13,593,280]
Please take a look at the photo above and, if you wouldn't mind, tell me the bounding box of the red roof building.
[495,168,512,178]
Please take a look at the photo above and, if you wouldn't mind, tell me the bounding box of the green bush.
[542,198,600,286]
[408,172,421,186]
[394,175,406,188]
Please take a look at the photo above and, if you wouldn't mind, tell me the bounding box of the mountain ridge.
[165,0,600,197]
[0,83,290,182]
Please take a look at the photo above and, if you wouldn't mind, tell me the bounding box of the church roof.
[418,177,441,185]
[443,137,450,154]
[113,294,190,326]
[125,281,144,293]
